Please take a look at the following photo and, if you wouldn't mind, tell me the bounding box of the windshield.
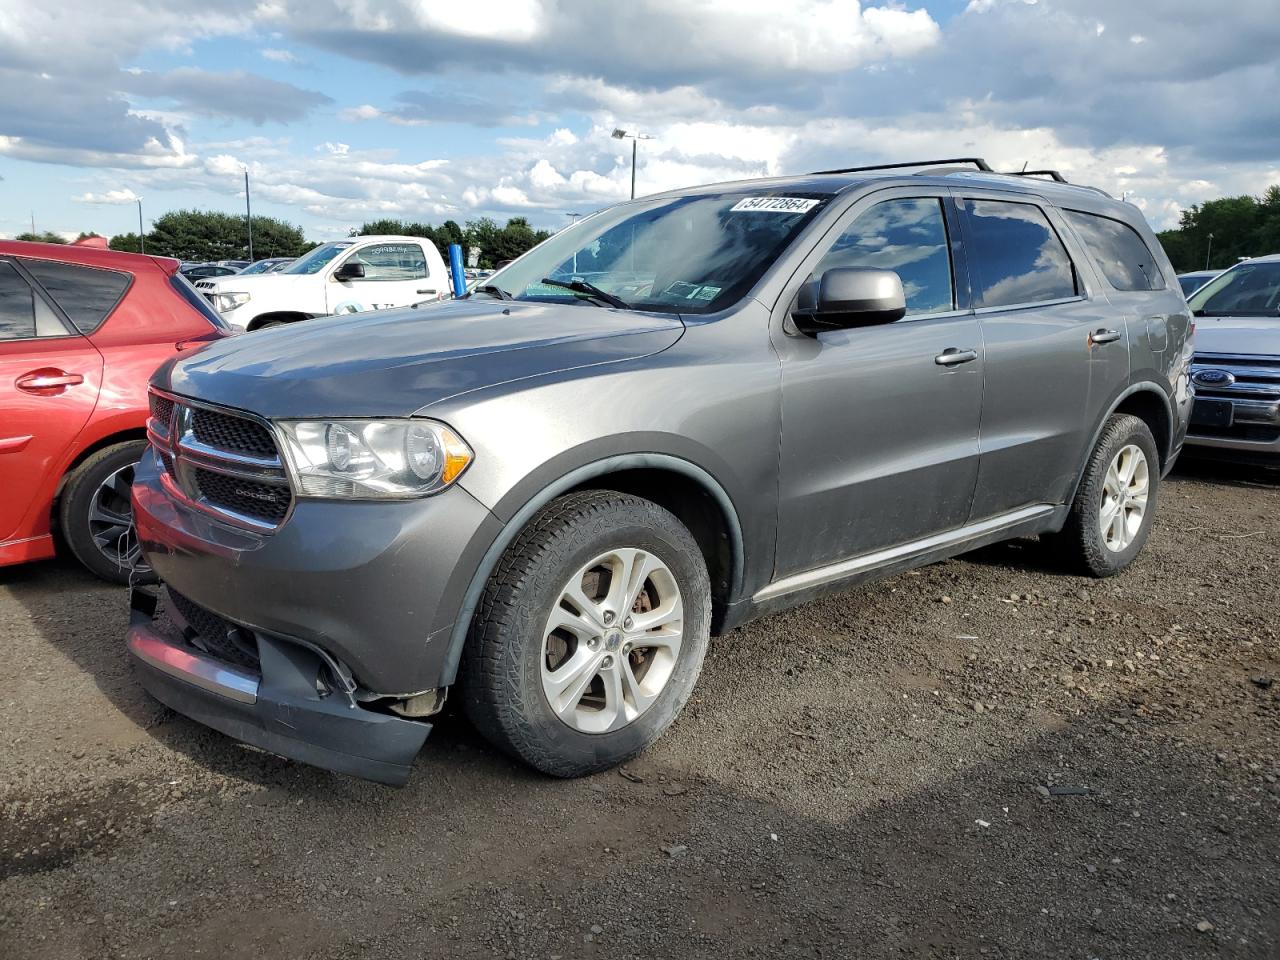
[1188,261,1280,317]
[1178,274,1212,296]
[283,241,355,276]
[477,192,831,314]
[237,260,279,276]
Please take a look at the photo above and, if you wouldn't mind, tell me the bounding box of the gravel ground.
[1,459,1277,960]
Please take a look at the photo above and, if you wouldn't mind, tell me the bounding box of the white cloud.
[260,47,298,63]
[74,188,143,204]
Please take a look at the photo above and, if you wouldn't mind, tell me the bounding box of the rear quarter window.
[20,258,132,334]
[960,199,1077,308]
[1063,210,1166,292]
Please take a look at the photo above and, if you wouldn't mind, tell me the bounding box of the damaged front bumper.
[126,586,432,786]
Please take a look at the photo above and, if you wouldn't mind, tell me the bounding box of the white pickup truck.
[195,235,451,331]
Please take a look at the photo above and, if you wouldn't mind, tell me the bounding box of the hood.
[196,273,311,294]
[1193,315,1280,357]
[159,298,685,419]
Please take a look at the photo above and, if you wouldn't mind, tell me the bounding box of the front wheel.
[461,490,711,777]
[1052,413,1161,577]
[59,440,152,584]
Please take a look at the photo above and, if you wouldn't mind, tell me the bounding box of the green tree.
[1156,186,1280,272]
[109,233,143,253]
[143,209,309,261]
[14,231,66,244]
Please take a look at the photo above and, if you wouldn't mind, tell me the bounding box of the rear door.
[0,259,104,542]
[328,241,440,313]
[773,189,984,577]
[953,191,1105,518]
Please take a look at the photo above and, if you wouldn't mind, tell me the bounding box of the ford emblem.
[1192,369,1235,388]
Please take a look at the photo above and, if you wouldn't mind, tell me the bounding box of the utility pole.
[30,211,36,234]
[137,198,145,254]
[244,169,254,261]
[611,129,654,200]
[1204,232,1214,271]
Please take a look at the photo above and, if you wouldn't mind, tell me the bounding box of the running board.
[754,504,1056,604]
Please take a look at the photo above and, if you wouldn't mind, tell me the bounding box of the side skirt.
[731,503,1066,627]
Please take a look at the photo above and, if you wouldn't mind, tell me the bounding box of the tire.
[461,490,712,777]
[59,440,152,584]
[1053,414,1160,577]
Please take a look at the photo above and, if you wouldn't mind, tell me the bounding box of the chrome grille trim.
[147,387,294,532]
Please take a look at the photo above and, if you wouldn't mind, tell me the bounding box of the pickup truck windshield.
[478,192,831,314]
[1189,261,1280,318]
[283,241,355,276]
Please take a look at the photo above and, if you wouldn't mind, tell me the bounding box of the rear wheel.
[1052,414,1160,577]
[462,490,711,777]
[59,440,152,584]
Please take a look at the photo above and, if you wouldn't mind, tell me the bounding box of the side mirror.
[334,261,366,281]
[792,267,907,334]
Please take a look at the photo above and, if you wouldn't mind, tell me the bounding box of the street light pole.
[1204,232,1214,271]
[611,128,654,200]
[244,169,254,262]
[137,198,145,254]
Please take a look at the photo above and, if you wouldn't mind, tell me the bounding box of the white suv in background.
[195,236,450,331]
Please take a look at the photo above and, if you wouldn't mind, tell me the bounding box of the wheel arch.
[53,428,148,500]
[440,454,746,686]
[1067,382,1174,508]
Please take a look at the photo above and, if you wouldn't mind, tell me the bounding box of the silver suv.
[127,158,1193,784]
[1184,254,1280,465]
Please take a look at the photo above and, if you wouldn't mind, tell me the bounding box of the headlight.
[275,419,472,499]
[214,292,250,313]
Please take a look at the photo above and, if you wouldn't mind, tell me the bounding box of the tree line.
[15,210,554,268]
[1156,185,1280,273]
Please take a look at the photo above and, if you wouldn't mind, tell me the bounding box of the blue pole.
[448,244,466,298]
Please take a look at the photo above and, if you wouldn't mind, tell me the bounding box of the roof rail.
[809,157,994,176]
[1006,169,1069,183]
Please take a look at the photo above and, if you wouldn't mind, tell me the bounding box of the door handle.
[935,348,978,366]
[416,288,437,295]
[1090,328,1122,345]
[16,370,84,392]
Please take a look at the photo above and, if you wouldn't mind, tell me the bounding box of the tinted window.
[962,199,1077,307]
[22,259,131,334]
[1187,261,1280,318]
[353,243,429,280]
[1063,210,1164,291]
[814,198,954,316]
[0,261,36,340]
[169,274,230,331]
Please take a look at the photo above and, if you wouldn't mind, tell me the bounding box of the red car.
[0,241,230,581]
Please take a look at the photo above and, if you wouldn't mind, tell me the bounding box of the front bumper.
[1184,396,1280,462]
[132,448,502,695]
[127,587,430,785]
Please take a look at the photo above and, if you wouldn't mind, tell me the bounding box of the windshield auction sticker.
[730,197,821,213]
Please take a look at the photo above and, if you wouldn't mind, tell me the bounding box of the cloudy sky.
[1,0,1277,242]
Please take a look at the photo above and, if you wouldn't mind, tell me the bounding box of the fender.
[438,453,746,686]
[1066,381,1175,510]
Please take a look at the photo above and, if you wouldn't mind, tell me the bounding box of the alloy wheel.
[88,463,146,572]
[541,548,684,734]
[1099,444,1149,552]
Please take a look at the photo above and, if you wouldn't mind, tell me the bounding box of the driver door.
[772,190,983,580]
[328,242,439,313]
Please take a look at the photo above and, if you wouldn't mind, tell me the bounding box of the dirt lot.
[1,460,1277,960]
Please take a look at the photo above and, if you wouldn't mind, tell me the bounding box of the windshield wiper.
[539,277,630,310]
[470,283,513,301]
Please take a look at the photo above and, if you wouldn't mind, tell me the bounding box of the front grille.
[191,408,278,459]
[194,468,290,524]
[167,587,260,672]
[147,388,293,531]
[149,393,174,427]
